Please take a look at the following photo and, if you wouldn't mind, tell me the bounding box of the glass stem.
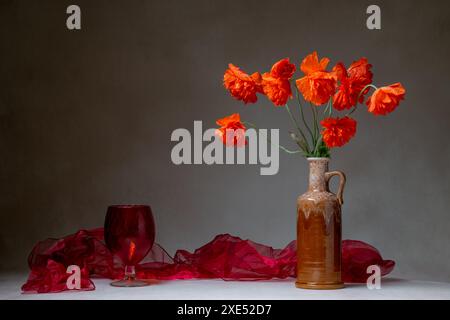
[124,265,136,281]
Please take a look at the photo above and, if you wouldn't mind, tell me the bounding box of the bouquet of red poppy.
[218,51,406,157]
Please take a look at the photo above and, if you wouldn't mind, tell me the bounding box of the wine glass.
[104,205,155,287]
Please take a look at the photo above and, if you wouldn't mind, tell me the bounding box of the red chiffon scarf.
[21,229,395,293]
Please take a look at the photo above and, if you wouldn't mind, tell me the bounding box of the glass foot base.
[110,279,150,287]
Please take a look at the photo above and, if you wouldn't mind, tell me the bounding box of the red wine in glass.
[104,205,155,287]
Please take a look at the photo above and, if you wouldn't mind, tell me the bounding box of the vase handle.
[325,171,346,206]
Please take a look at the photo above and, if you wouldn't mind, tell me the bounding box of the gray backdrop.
[1,0,449,282]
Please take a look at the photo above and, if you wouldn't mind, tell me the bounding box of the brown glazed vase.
[296,157,346,289]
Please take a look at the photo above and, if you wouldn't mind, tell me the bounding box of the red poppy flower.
[366,83,406,115]
[296,72,336,106]
[215,113,247,146]
[223,64,263,104]
[347,58,373,84]
[261,73,292,106]
[270,58,296,79]
[300,51,330,75]
[321,116,357,148]
[260,58,296,106]
[332,58,373,110]
[296,52,336,106]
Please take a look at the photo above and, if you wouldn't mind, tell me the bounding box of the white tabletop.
[1,273,450,300]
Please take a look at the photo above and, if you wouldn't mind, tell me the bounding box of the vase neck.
[308,158,329,192]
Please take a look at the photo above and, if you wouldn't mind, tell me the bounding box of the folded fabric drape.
[21,228,395,293]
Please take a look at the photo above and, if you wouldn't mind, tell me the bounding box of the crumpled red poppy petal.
[21,230,395,293]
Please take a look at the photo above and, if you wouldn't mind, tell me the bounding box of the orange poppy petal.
[321,117,357,148]
[215,113,247,146]
[223,64,261,104]
[296,72,336,106]
[270,58,296,79]
[300,51,330,75]
[366,83,405,115]
[262,73,292,106]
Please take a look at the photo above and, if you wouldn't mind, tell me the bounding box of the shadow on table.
[344,277,408,288]
[139,277,410,288]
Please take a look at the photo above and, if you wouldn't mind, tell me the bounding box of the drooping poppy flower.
[321,116,357,148]
[347,58,373,84]
[332,58,373,110]
[262,73,292,106]
[260,58,296,106]
[366,83,406,115]
[270,58,296,79]
[223,64,263,104]
[215,113,247,146]
[296,52,336,106]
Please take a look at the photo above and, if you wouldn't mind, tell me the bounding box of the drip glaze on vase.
[296,158,346,289]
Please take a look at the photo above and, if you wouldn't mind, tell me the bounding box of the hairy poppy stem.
[294,85,315,145]
[285,103,310,153]
[243,121,303,154]
[309,102,320,153]
[324,98,333,116]
[347,84,378,116]
[313,136,323,155]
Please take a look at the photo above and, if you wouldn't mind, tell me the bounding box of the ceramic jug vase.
[296,157,346,289]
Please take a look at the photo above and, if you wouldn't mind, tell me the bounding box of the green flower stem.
[243,121,303,154]
[285,103,310,153]
[309,102,319,144]
[323,100,330,115]
[313,136,323,154]
[323,98,332,116]
[294,85,314,144]
[347,84,378,116]
[314,105,320,138]
[278,145,303,154]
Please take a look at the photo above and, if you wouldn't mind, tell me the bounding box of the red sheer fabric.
[21,229,395,293]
